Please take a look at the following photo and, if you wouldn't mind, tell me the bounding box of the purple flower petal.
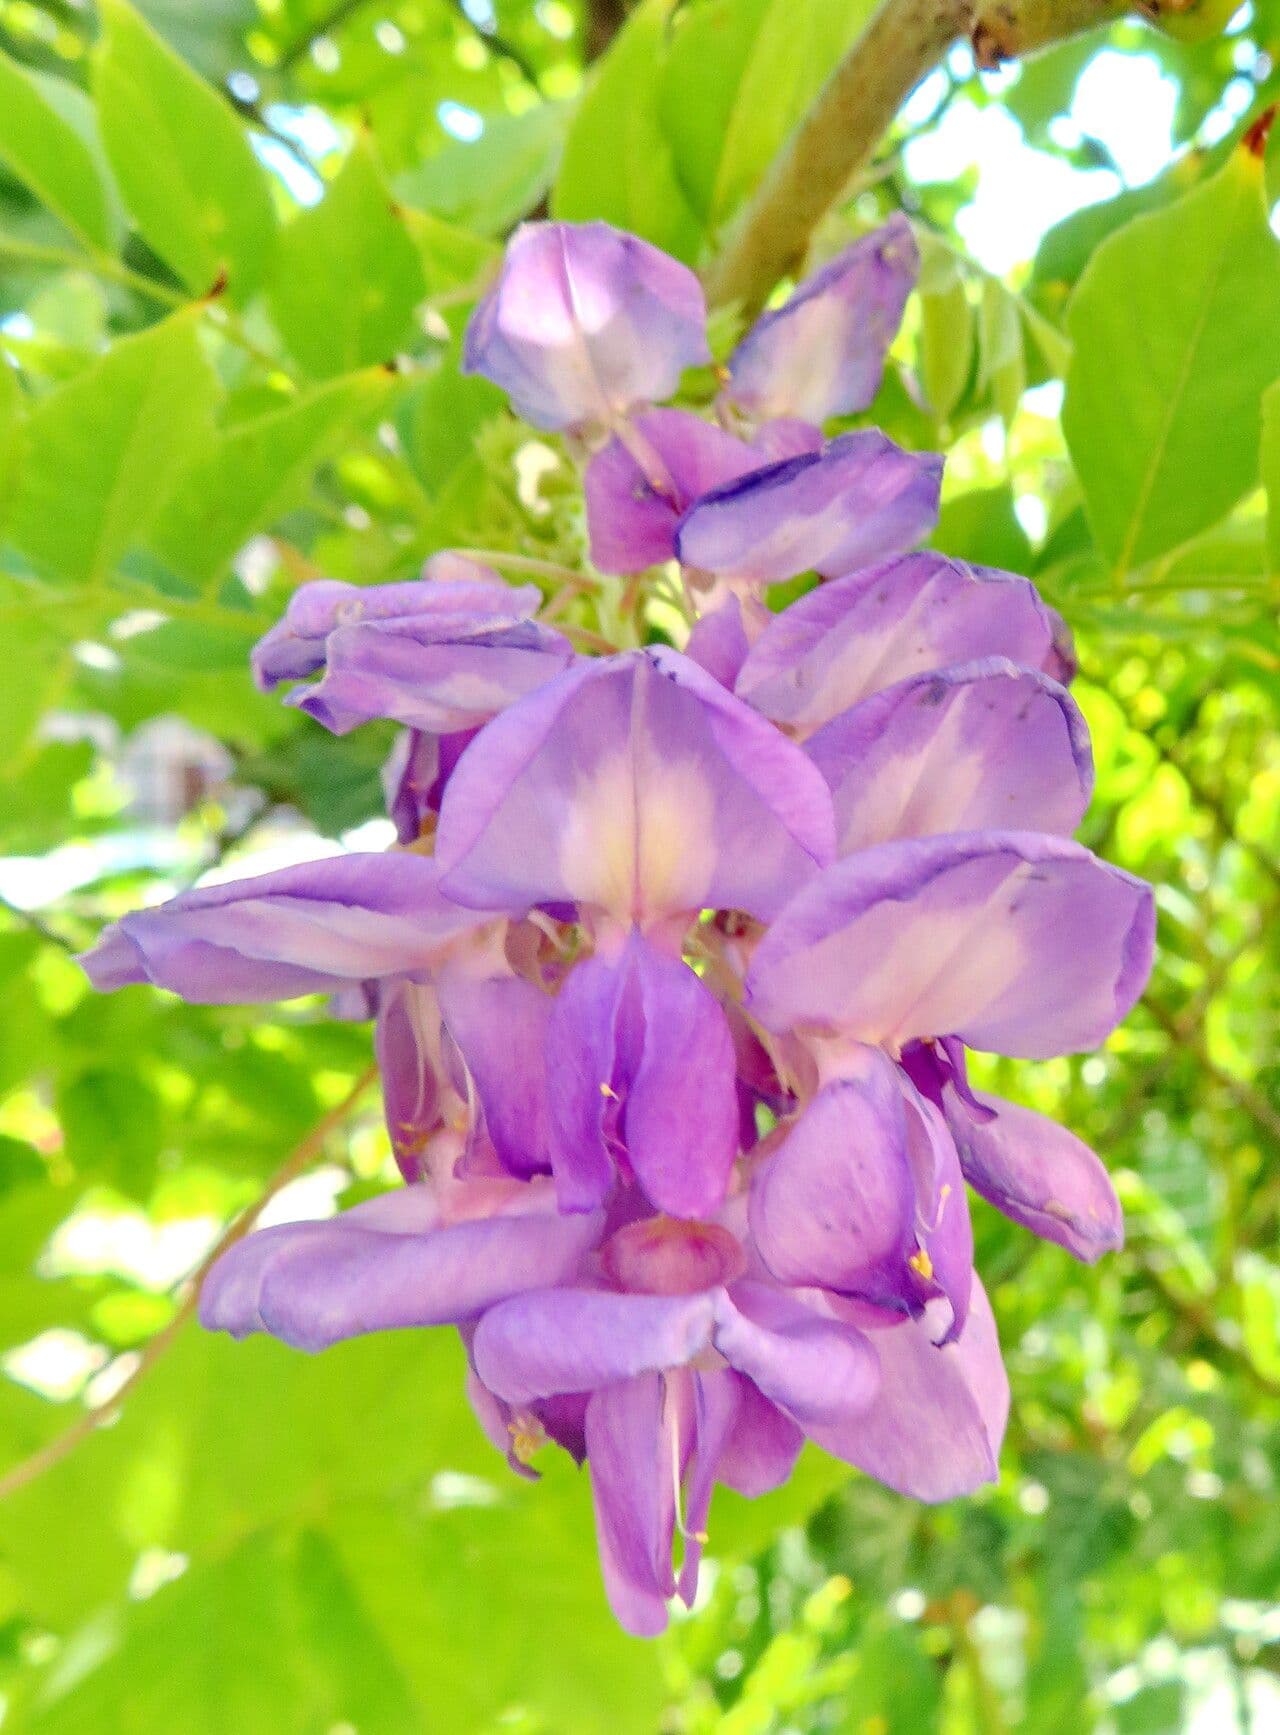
[714,1283,880,1429]
[545,931,739,1216]
[749,1048,917,1302]
[715,1376,804,1497]
[806,659,1094,853]
[439,971,552,1181]
[473,1287,719,1405]
[948,1093,1123,1261]
[684,596,751,689]
[252,569,538,693]
[462,221,709,432]
[436,648,835,926]
[736,553,1077,732]
[375,980,444,1181]
[747,831,1155,1059]
[584,409,763,574]
[808,1276,1009,1500]
[293,617,573,736]
[674,431,942,585]
[200,1186,603,1351]
[584,1374,676,1636]
[726,216,918,424]
[78,854,492,1004]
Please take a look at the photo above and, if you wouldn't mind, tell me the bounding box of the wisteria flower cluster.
[82,219,1154,1637]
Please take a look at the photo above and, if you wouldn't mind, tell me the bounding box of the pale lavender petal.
[78,854,490,1004]
[436,649,834,925]
[619,941,738,1217]
[293,618,573,735]
[676,1371,742,1606]
[585,1374,675,1636]
[736,552,1076,731]
[684,596,750,689]
[252,572,538,692]
[674,432,941,585]
[746,419,824,464]
[375,980,442,1181]
[726,216,918,423]
[584,409,761,574]
[948,1093,1123,1261]
[747,831,1154,1060]
[473,1287,718,1405]
[713,1285,880,1429]
[715,1376,804,1498]
[542,952,621,1211]
[383,729,441,844]
[806,660,1093,853]
[900,1079,972,1344]
[749,1049,916,1302]
[463,221,709,432]
[808,1277,1009,1500]
[546,934,738,1216]
[200,1196,603,1351]
[438,972,552,1180]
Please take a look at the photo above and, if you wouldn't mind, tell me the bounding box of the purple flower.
[734,552,1078,733]
[463,221,710,432]
[251,565,570,738]
[78,854,492,1003]
[79,216,1156,1645]
[251,560,539,693]
[746,830,1154,1060]
[544,929,739,1218]
[805,658,1093,853]
[584,410,820,575]
[435,647,835,932]
[724,216,919,425]
[675,431,942,585]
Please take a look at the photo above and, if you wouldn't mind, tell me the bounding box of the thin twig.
[277,0,374,72]
[442,0,542,90]
[0,893,78,954]
[0,1064,379,1504]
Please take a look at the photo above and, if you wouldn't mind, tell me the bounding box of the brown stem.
[0,1065,378,1504]
[704,0,1136,314]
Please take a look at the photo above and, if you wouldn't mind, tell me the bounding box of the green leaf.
[5,312,220,586]
[268,145,427,379]
[1261,376,1280,571]
[1063,140,1280,572]
[93,0,277,301]
[553,0,702,264]
[396,103,569,237]
[977,279,1025,428]
[917,238,973,423]
[0,53,120,252]
[658,0,875,238]
[57,1068,163,1197]
[149,370,397,587]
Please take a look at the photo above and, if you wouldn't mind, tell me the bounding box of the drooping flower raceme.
[80,218,1154,1637]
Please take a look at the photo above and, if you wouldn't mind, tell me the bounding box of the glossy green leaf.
[553,0,702,263]
[94,0,276,300]
[917,238,973,423]
[1261,376,1280,570]
[268,145,426,379]
[5,312,220,586]
[0,54,120,252]
[1063,140,1280,571]
[397,103,569,237]
[659,0,875,237]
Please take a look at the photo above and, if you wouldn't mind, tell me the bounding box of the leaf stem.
[0,1064,379,1504]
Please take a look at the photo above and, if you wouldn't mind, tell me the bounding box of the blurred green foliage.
[0,0,1277,1730]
